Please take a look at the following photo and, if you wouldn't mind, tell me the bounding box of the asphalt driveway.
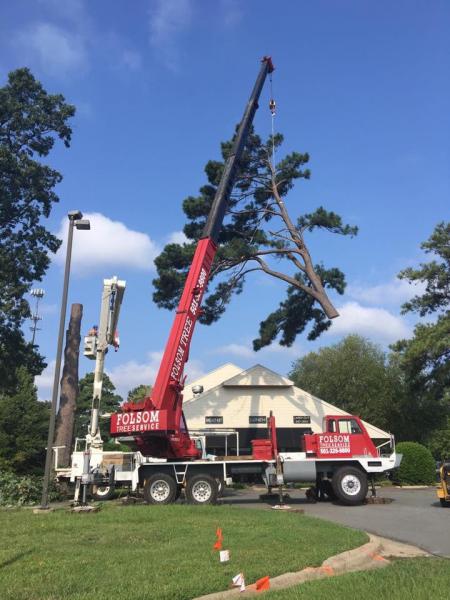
[221,486,450,557]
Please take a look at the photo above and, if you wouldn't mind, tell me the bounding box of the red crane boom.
[110,56,274,459]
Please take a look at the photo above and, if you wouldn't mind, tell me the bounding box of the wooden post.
[55,303,83,467]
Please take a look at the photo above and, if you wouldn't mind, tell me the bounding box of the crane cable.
[217,71,278,309]
[269,71,276,168]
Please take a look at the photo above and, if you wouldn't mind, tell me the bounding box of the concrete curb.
[393,485,433,489]
[193,534,429,599]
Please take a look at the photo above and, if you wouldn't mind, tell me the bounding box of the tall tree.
[391,221,450,440]
[0,367,50,474]
[0,68,75,393]
[74,373,122,441]
[289,335,408,436]
[153,131,357,350]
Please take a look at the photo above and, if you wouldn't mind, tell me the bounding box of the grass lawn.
[0,503,366,600]
[265,557,450,600]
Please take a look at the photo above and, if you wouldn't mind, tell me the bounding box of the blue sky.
[2,0,449,399]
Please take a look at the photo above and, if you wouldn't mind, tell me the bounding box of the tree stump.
[55,303,83,467]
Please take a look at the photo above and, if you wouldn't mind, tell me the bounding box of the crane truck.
[66,57,400,506]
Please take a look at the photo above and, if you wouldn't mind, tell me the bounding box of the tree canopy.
[0,367,50,474]
[74,373,122,441]
[289,335,406,434]
[153,130,357,350]
[127,384,153,404]
[0,68,75,393]
[391,221,450,444]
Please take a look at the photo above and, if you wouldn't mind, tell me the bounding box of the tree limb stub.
[268,166,339,319]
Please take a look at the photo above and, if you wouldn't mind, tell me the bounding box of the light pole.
[40,210,91,510]
[30,288,45,345]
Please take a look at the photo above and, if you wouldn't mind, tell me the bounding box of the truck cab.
[304,415,378,459]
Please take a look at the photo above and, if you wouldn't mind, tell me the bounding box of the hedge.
[0,471,62,506]
[393,441,436,485]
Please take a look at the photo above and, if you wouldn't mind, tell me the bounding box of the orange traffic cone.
[213,527,223,550]
[256,576,270,591]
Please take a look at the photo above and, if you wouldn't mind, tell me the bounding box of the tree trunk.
[55,303,83,467]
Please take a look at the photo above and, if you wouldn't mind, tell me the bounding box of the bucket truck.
[55,276,127,502]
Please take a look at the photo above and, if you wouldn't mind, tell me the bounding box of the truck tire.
[144,473,177,505]
[186,474,218,505]
[440,498,450,507]
[91,485,115,501]
[332,466,368,505]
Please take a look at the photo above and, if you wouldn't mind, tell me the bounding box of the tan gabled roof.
[183,362,391,440]
[223,364,293,388]
[183,363,242,403]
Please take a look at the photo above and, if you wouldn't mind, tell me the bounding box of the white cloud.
[107,351,204,398]
[215,343,254,359]
[214,341,302,361]
[16,22,88,76]
[120,49,142,71]
[149,0,192,69]
[35,360,55,401]
[167,230,188,245]
[39,303,58,315]
[326,301,411,343]
[38,0,85,23]
[55,212,159,274]
[220,0,244,26]
[348,278,426,307]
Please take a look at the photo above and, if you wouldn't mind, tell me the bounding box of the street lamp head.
[68,210,83,220]
[75,219,91,230]
[31,288,45,298]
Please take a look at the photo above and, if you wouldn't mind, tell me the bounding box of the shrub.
[393,441,436,485]
[0,471,62,506]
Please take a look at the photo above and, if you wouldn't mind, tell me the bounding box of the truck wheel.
[144,473,177,505]
[332,466,368,505]
[440,498,450,507]
[186,474,218,505]
[91,485,115,501]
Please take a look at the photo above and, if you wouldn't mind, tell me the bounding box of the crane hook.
[269,99,276,115]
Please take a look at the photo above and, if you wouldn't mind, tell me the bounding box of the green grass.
[265,557,450,599]
[0,503,366,600]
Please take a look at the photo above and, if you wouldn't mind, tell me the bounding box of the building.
[183,363,390,455]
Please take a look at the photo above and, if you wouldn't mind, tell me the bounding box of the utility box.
[252,439,273,460]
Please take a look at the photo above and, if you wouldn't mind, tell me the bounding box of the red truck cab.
[304,415,378,459]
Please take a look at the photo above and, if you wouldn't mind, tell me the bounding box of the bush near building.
[393,442,436,485]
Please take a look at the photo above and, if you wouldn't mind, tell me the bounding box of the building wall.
[183,364,390,455]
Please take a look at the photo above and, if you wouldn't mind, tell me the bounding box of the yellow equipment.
[437,462,450,507]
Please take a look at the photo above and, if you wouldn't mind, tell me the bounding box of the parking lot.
[222,486,450,557]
